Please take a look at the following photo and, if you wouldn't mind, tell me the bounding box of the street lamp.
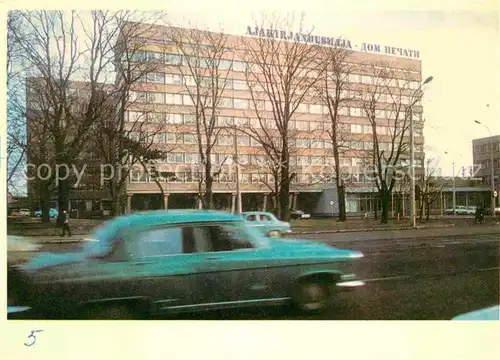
[444,151,456,215]
[474,120,495,216]
[410,76,433,227]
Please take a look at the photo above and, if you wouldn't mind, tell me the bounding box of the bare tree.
[315,46,355,221]
[242,14,324,221]
[359,62,419,223]
[164,26,234,209]
[418,157,443,221]
[7,11,169,219]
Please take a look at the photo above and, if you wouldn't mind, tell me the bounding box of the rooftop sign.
[246,26,420,59]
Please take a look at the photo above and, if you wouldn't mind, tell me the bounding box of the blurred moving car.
[241,211,292,237]
[465,206,477,215]
[33,208,59,218]
[452,305,500,320]
[291,210,311,220]
[8,210,365,319]
[8,235,42,265]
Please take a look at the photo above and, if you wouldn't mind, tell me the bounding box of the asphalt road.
[37,232,500,320]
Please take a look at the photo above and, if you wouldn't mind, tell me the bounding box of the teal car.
[452,305,500,320]
[8,210,364,319]
[241,211,292,237]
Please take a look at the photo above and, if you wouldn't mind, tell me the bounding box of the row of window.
[129,90,423,114]
[137,152,423,167]
[129,168,424,185]
[129,51,420,87]
[474,143,500,153]
[134,70,422,95]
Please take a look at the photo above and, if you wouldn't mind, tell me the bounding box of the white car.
[291,210,311,220]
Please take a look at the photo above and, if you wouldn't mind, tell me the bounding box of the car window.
[184,224,254,253]
[127,227,183,259]
[259,214,272,221]
[246,214,257,221]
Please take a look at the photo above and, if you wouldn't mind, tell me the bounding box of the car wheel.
[268,230,282,238]
[293,279,333,313]
[85,304,133,320]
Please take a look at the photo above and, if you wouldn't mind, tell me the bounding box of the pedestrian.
[61,209,71,237]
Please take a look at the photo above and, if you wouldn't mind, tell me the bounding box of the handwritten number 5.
[24,330,43,347]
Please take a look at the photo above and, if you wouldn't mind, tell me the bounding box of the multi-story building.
[472,134,500,207]
[117,22,426,214]
[26,77,112,215]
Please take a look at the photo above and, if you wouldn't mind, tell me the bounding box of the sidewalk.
[25,224,500,244]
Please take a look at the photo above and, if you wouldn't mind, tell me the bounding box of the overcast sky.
[4,0,499,178]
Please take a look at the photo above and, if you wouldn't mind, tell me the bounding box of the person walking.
[61,209,71,237]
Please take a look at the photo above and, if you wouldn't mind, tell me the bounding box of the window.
[185,153,200,163]
[364,141,374,150]
[311,156,324,165]
[183,95,194,106]
[297,103,309,113]
[297,156,310,166]
[351,141,363,150]
[167,153,184,163]
[166,93,183,105]
[146,52,165,62]
[234,117,249,126]
[129,168,146,183]
[311,140,324,148]
[147,72,165,84]
[183,224,253,253]
[130,51,145,62]
[363,125,372,134]
[338,106,349,116]
[233,80,248,90]
[250,118,261,128]
[167,114,183,124]
[165,74,182,85]
[218,135,233,146]
[350,107,362,117]
[233,61,247,72]
[128,111,146,122]
[184,114,195,124]
[147,92,165,104]
[361,75,373,84]
[351,124,363,133]
[349,74,360,83]
[219,59,233,70]
[376,126,387,135]
[155,133,166,143]
[265,101,274,111]
[183,134,195,144]
[148,112,166,123]
[251,137,260,146]
[234,99,249,109]
[184,75,196,86]
[295,121,309,131]
[237,136,250,146]
[218,116,233,126]
[165,54,182,65]
[310,104,322,114]
[128,227,182,259]
[220,97,233,108]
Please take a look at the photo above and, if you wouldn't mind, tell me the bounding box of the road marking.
[364,275,410,282]
[476,267,500,272]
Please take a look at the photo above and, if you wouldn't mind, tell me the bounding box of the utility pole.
[233,126,242,214]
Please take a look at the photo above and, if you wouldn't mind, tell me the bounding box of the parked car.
[291,210,311,220]
[19,209,31,216]
[241,211,292,237]
[444,206,468,215]
[452,305,500,320]
[7,210,364,319]
[465,206,477,215]
[33,208,58,218]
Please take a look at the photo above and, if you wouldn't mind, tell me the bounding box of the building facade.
[472,134,500,207]
[117,23,426,214]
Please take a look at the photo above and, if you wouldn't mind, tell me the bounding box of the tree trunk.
[39,184,51,223]
[374,192,378,220]
[426,201,431,221]
[380,189,390,224]
[337,184,347,222]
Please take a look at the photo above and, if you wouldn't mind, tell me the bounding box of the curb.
[290,224,457,235]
